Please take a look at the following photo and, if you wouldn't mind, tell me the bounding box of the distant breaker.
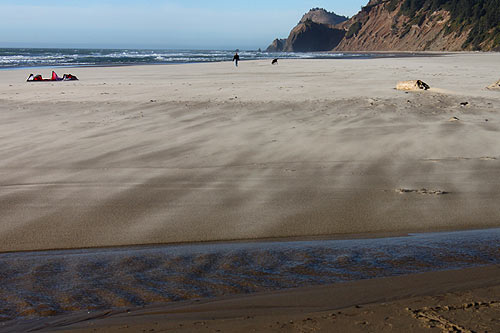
[266,0,500,52]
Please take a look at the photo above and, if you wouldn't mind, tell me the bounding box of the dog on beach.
[272,58,278,65]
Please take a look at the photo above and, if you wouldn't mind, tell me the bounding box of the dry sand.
[4,265,499,332]
[0,53,500,252]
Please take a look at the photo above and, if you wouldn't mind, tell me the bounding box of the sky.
[0,0,368,50]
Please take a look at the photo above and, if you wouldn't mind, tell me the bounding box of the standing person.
[233,52,240,67]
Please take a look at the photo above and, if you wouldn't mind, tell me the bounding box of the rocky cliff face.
[335,0,468,51]
[266,0,500,52]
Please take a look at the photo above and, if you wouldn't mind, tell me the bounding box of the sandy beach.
[1,53,500,331]
[1,53,500,252]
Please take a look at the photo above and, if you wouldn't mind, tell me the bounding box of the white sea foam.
[0,48,378,68]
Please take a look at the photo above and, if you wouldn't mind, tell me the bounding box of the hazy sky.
[0,0,367,49]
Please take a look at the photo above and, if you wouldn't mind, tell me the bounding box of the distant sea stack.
[266,0,500,52]
[283,20,346,52]
[266,38,287,52]
[299,7,349,26]
[266,8,348,52]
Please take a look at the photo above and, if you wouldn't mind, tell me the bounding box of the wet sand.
[4,265,499,332]
[0,228,498,325]
[1,53,500,252]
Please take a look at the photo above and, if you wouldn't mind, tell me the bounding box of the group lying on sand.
[27,71,78,82]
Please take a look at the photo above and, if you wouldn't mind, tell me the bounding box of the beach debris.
[366,98,377,105]
[460,102,469,107]
[449,116,460,122]
[396,80,430,91]
[396,188,449,195]
[486,79,500,90]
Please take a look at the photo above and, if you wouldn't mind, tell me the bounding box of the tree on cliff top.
[392,0,500,49]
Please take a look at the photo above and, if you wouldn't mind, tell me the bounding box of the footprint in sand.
[396,188,449,195]
[408,301,499,333]
[424,156,497,162]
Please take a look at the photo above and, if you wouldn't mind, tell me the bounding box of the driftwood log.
[396,80,430,91]
[487,80,500,90]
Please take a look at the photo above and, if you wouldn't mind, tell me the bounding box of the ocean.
[0,48,386,69]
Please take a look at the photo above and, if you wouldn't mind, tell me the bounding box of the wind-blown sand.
[1,53,500,252]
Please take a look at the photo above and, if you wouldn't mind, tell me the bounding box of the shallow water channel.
[1,228,499,322]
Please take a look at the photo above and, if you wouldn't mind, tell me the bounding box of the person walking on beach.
[233,52,240,67]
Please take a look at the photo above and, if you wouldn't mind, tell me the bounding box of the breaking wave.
[0,48,378,69]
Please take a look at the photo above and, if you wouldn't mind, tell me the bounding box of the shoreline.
[0,225,499,255]
[3,264,499,332]
[0,50,451,71]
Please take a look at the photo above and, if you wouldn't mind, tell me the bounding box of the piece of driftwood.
[396,80,430,91]
[486,80,500,90]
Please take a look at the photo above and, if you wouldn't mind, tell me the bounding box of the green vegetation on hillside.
[346,22,363,39]
[388,0,500,49]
